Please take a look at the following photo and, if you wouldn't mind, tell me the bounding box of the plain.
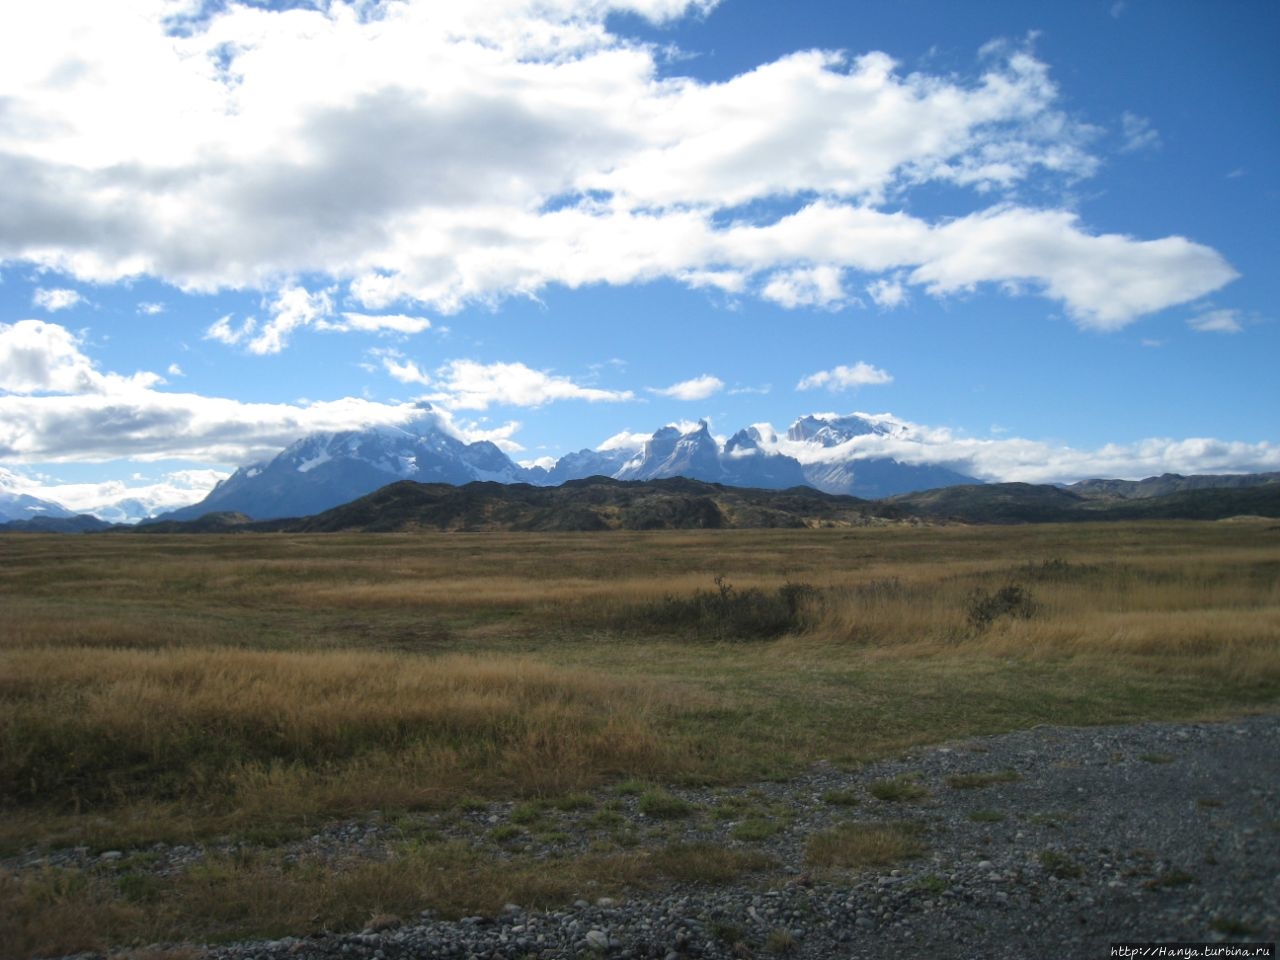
[1,520,1278,957]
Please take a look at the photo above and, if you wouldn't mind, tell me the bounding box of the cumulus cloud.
[796,362,893,392]
[762,266,848,309]
[866,276,908,309]
[426,359,635,410]
[750,411,1280,484]
[33,288,84,312]
[1188,309,1243,334]
[650,374,724,400]
[0,0,1235,332]
[0,319,162,394]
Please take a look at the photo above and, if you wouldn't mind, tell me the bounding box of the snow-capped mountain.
[157,407,527,522]
[612,415,975,498]
[609,421,810,489]
[151,410,981,522]
[522,446,633,486]
[0,469,75,522]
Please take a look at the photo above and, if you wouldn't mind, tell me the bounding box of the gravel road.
[30,714,1280,960]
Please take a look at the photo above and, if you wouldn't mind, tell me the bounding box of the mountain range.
[4,409,1279,528]
[156,407,976,522]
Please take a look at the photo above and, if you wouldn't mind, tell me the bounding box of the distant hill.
[0,514,115,534]
[124,475,1280,534]
[244,477,875,533]
[1069,471,1280,500]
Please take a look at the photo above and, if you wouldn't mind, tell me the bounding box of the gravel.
[22,714,1279,960]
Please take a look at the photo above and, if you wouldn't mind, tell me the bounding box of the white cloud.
[426,359,635,410]
[749,411,1280,484]
[0,319,162,394]
[33,288,84,312]
[204,313,255,348]
[762,265,848,309]
[248,285,335,355]
[167,363,184,376]
[334,312,431,335]
[1119,111,1161,153]
[1,466,230,523]
[796,362,893,392]
[379,353,433,386]
[138,301,165,315]
[597,429,651,452]
[1188,308,1243,334]
[866,276,908,309]
[650,374,724,401]
[0,1,1235,332]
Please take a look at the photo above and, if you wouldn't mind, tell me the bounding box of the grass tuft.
[805,821,925,869]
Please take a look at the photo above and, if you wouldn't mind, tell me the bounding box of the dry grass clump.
[805,821,926,870]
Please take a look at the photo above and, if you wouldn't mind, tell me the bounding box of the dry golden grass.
[0,521,1276,956]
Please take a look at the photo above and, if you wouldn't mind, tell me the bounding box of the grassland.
[2,520,1277,955]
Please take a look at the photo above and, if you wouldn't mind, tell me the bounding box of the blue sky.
[0,0,1276,516]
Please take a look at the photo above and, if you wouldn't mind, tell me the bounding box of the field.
[2,521,1278,956]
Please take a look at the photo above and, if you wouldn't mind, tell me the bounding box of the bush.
[620,576,816,642]
[966,582,1037,631]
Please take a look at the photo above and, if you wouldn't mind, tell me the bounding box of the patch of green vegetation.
[1038,849,1084,880]
[1144,869,1194,890]
[509,801,549,825]
[946,770,1021,789]
[1138,753,1175,764]
[805,821,925,869]
[1209,917,1256,936]
[820,789,860,807]
[637,789,697,820]
[869,775,929,803]
[910,873,950,895]
[730,818,781,841]
[647,842,774,884]
[553,793,595,812]
[488,824,523,843]
[765,928,797,955]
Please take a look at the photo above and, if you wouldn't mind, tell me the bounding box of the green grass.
[805,821,926,870]
[869,775,930,803]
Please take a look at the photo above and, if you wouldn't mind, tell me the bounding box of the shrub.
[621,576,816,642]
[966,583,1037,631]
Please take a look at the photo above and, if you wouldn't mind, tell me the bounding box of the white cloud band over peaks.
[0,0,1236,334]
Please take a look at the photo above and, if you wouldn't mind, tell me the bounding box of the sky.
[1,0,1277,516]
